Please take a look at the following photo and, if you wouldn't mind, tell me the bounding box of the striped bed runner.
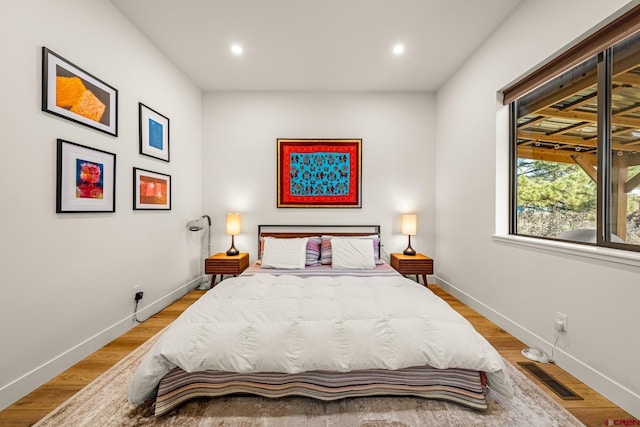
[154,366,488,416]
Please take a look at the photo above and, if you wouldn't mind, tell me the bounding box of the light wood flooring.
[0,285,636,426]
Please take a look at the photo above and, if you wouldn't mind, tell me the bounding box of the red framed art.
[133,167,171,210]
[277,138,362,208]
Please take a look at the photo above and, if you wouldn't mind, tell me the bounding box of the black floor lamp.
[187,214,211,289]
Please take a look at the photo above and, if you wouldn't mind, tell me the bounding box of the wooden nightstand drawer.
[204,252,249,287]
[390,253,433,286]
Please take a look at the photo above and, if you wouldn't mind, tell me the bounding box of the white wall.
[0,0,203,409]
[201,92,435,263]
[435,0,640,417]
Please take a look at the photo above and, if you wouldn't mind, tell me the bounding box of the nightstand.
[390,253,433,287]
[205,252,249,287]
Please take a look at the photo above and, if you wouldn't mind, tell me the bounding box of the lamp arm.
[206,221,211,257]
[202,215,212,256]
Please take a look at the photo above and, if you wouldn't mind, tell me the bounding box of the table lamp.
[402,214,417,256]
[226,213,241,256]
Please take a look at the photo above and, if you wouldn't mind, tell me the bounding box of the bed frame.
[258,224,381,259]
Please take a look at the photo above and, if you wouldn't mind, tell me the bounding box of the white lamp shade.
[226,213,241,235]
[401,214,417,236]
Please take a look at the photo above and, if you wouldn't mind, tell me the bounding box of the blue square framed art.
[139,103,170,162]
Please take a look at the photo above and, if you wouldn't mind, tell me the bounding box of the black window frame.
[508,41,640,253]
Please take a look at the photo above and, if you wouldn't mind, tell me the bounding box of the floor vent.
[517,362,583,400]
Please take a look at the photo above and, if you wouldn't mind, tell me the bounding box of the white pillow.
[331,238,376,269]
[261,237,309,269]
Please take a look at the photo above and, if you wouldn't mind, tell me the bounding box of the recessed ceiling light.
[393,44,405,55]
[231,44,243,56]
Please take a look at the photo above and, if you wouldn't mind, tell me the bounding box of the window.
[514,57,599,241]
[607,33,640,246]
[508,14,640,251]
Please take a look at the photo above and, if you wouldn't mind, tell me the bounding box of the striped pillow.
[372,239,383,265]
[320,237,333,265]
[305,237,321,266]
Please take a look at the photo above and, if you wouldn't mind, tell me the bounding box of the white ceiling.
[110,0,523,91]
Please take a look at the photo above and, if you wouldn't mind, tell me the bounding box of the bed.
[128,225,513,416]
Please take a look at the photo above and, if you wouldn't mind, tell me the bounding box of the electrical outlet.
[555,312,567,332]
[133,285,143,302]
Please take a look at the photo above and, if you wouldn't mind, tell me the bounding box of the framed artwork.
[277,138,362,208]
[42,47,118,136]
[133,167,171,210]
[139,103,170,162]
[56,139,116,213]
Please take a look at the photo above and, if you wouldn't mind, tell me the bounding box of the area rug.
[34,331,585,427]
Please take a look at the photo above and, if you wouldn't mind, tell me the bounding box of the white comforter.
[128,274,513,405]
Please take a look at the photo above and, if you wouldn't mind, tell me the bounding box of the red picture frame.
[277,138,362,208]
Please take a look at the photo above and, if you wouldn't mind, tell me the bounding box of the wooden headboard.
[258,224,381,258]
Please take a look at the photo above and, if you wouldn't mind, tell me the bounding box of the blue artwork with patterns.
[148,118,163,150]
[289,152,350,196]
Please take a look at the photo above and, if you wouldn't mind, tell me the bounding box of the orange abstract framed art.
[133,167,171,210]
[42,47,118,136]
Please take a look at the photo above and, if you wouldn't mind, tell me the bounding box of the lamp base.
[226,234,239,256]
[403,235,416,256]
[403,247,416,256]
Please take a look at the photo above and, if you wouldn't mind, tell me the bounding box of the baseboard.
[433,276,640,419]
[0,277,202,412]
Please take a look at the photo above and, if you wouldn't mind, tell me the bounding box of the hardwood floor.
[0,286,636,426]
[431,286,637,427]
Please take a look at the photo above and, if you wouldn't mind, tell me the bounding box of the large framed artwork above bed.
[277,139,362,208]
[128,225,513,416]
